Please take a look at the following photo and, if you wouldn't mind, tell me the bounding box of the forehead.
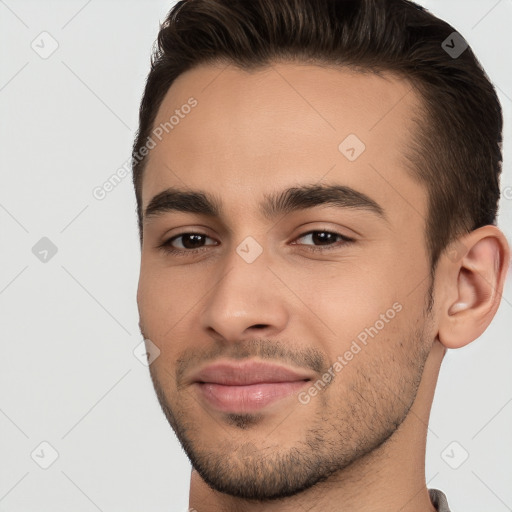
[142,62,427,226]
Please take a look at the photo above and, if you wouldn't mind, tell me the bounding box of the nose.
[199,248,289,343]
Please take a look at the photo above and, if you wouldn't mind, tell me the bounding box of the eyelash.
[157,230,355,256]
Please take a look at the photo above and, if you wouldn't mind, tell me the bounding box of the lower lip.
[195,381,309,412]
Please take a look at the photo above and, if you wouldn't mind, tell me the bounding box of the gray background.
[1,0,511,510]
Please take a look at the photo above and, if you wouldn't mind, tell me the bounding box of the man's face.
[137,62,436,499]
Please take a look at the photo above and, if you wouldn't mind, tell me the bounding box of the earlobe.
[437,226,510,349]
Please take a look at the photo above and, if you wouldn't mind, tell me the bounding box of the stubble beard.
[147,319,433,501]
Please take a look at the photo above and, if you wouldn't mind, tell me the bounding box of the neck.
[188,340,445,512]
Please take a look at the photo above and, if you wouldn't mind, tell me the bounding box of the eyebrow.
[143,183,386,224]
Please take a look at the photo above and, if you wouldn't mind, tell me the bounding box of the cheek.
[137,263,197,334]
[137,264,206,376]
[289,259,428,364]
[329,306,428,400]
[291,262,399,332]
[137,268,165,333]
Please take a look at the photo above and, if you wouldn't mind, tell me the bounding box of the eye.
[157,229,354,256]
[292,230,354,252]
[158,233,218,255]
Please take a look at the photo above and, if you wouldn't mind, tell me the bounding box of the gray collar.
[429,488,451,512]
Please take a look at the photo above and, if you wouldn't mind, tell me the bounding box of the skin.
[136,62,510,512]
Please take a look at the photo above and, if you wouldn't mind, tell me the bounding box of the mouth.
[191,360,313,413]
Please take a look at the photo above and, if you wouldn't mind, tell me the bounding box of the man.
[131,0,510,510]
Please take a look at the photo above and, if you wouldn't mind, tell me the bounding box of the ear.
[437,225,510,349]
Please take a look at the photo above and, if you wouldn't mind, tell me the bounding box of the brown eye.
[294,230,354,251]
[171,233,208,249]
[158,232,218,255]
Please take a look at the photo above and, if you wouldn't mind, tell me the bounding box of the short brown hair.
[132,0,503,271]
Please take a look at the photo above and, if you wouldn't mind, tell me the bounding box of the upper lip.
[191,360,313,386]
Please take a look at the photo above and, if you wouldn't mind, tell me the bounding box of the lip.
[192,360,313,385]
[191,360,313,413]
